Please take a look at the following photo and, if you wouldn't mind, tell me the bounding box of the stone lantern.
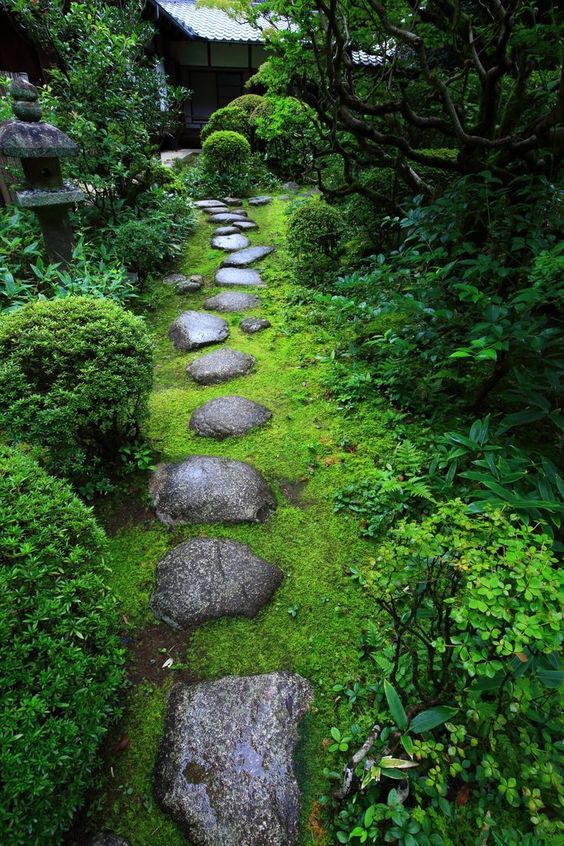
[0,76,83,264]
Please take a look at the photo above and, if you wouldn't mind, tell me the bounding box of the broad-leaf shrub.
[0,297,153,493]
[329,502,563,844]
[0,446,124,846]
[253,95,319,178]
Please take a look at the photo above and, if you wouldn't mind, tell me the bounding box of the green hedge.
[0,296,154,493]
[200,105,251,144]
[0,446,124,846]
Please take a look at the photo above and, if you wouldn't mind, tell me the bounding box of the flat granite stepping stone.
[193,199,225,208]
[169,311,229,351]
[240,317,272,334]
[154,672,313,846]
[230,208,248,215]
[189,395,272,438]
[151,538,282,629]
[222,246,274,267]
[203,205,229,215]
[213,225,239,236]
[249,195,272,206]
[150,455,275,525]
[187,347,255,385]
[233,220,258,231]
[222,196,243,206]
[208,212,249,224]
[215,267,265,288]
[211,233,250,252]
[204,292,260,312]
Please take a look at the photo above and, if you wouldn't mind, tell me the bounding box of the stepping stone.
[249,195,272,206]
[187,347,255,385]
[216,267,265,288]
[189,396,272,438]
[240,317,272,334]
[203,206,229,216]
[204,292,260,312]
[230,208,248,216]
[193,199,225,208]
[150,455,275,525]
[211,233,250,252]
[154,673,313,846]
[151,538,282,629]
[213,226,239,236]
[208,213,249,224]
[169,311,229,351]
[222,246,274,267]
[222,196,242,206]
[233,220,258,231]
[90,836,130,846]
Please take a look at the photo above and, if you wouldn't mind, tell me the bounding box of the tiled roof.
[351,49,384,67]
[156,0,267,42]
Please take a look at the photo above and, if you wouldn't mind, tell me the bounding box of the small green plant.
[0,446,124,846]
[0,296,154,493]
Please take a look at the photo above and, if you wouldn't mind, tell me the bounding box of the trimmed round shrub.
[200,105,250,144]
[229,93,265,115]
[253,96,318,178]
[288,200,343,261]
[201,129,251,174]
[0,297,153,492]
[0,446,124,846]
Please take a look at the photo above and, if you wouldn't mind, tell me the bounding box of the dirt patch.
[124,622,197,687]
[279,477,313,509]
[96,489,156,536]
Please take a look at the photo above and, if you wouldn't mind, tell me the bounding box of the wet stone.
[215,267,265,288]
[222,246,274,267]
[208,213,249,224]
[168,311,229,351]
[189,395,272,438]
[153,673,313,846]
[187,347,255,385]
[211,233,250,252]
[150,537,282,629]
[240,317,272,334]
[248,195,272,206]
[204,292,260,312]
[213,226,239,236]
[150,455,275,525]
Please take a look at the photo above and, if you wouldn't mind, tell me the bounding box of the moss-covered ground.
[91,197,398,845]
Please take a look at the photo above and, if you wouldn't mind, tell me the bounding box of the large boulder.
[169,311,229,351]
[150,537,283,629]
[154,673,313,846]
[150,456,275,525]
[187,348,255,385]
[189,395,272,438]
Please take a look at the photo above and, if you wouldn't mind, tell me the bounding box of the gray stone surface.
[154,673,313,846]
[211,233,250,252]
[215,267,265,288]
[163,273,187,286]
[213,226,239,236]
[176,279,203,294]
[283,181,300,191]
[208,213,249,224]
[222,246,274,267]
[233,220,258,231]
[240,317,272,334]
[169,311,229,351]
[187,348,255,385]
[151,538,282,629]
[150,455,275,525]
[222,196,243,206]
[89,835,130,846]
[248,195,272,206]
[204,292,260,312]
[193,200,225,208]
[203,205,229,216]
[229,208,248,216]
[189,395,272,438]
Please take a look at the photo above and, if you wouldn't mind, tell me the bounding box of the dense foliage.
[0,297,153,494]
[287,199,343,283]
[200,104,252,144]
[0,446,123,846]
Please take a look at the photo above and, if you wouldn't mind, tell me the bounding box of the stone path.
[150,197,311,845]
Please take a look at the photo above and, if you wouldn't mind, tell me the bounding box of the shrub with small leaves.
[200,105,251,144]
[0,446,124,846]
[287,200,343,284]
[0,296,154,493]
[202,129,251,173]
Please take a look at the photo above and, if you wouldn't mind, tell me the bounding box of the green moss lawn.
[92,197,397,845]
